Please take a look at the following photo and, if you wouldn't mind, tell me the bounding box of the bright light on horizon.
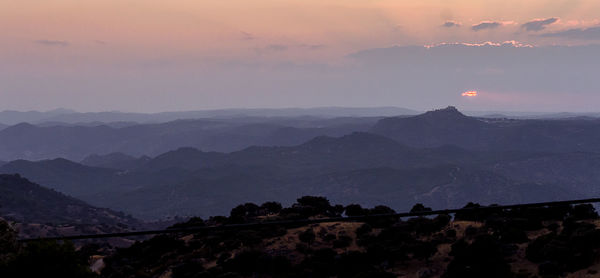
[462,91,478,97]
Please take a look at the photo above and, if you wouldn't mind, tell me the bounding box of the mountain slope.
[0,159,119,198]
[371,106,492,149]
[0,174,138,226]
[371,106,600,152]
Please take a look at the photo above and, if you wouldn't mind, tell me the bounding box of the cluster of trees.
[103,197,600,278]
[0,220,97,277]
[445,203,600,277]
[172,196,399,228]
[4,197,600,277]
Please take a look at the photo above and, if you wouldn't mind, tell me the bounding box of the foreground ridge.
[19,197,600,242]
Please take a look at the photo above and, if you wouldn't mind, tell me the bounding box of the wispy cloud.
[299,44,326,50]
[265,44,288,52]
[471,21,501,31]
[541,26,600,39]
[442,21,461,28]
[240,31,255,41]
[34,40,69,47]
[521,18,559,31]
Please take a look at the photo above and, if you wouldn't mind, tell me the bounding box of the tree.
[370,205,395,215]
[410,203,432,213]
[345,204,366,217]
[230,203,260,218]
[230,203,260,223]
[292,196,335,217]
[260,202,282,215]
[0,220,18,266]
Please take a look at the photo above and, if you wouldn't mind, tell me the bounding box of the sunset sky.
[1,0,600,112]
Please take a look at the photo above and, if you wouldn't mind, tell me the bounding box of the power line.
[18,197,600,242]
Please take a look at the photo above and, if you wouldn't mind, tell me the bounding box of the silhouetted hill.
[0,174,137,226]
[371,106,491,149]
[371,106,600,152]
[0,159,119,198]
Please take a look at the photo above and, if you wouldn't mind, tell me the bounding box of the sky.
[1,0,600,113]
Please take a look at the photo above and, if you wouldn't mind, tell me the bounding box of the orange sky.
[1,0,600,112]
[2,0,599,64]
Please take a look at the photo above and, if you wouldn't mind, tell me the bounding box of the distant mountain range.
[1,106,599,220]
[2,106,600,162]
[3,107,599,127]
[0,107,418,125]
[0,115,392,161]
[0,108,76,126]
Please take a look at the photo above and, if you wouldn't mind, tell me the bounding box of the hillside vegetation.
[0,174,143,241]
[4,196,600,277]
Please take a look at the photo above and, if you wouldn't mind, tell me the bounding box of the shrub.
[299,228,316,245]
[444,235,513,278]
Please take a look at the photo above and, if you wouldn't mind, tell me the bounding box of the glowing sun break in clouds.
[462,91,478,97]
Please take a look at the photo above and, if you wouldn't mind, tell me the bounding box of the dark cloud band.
[472,21,501,31]
[442,21,460,28]
[521,18,558,31]
[541,26,600,40]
